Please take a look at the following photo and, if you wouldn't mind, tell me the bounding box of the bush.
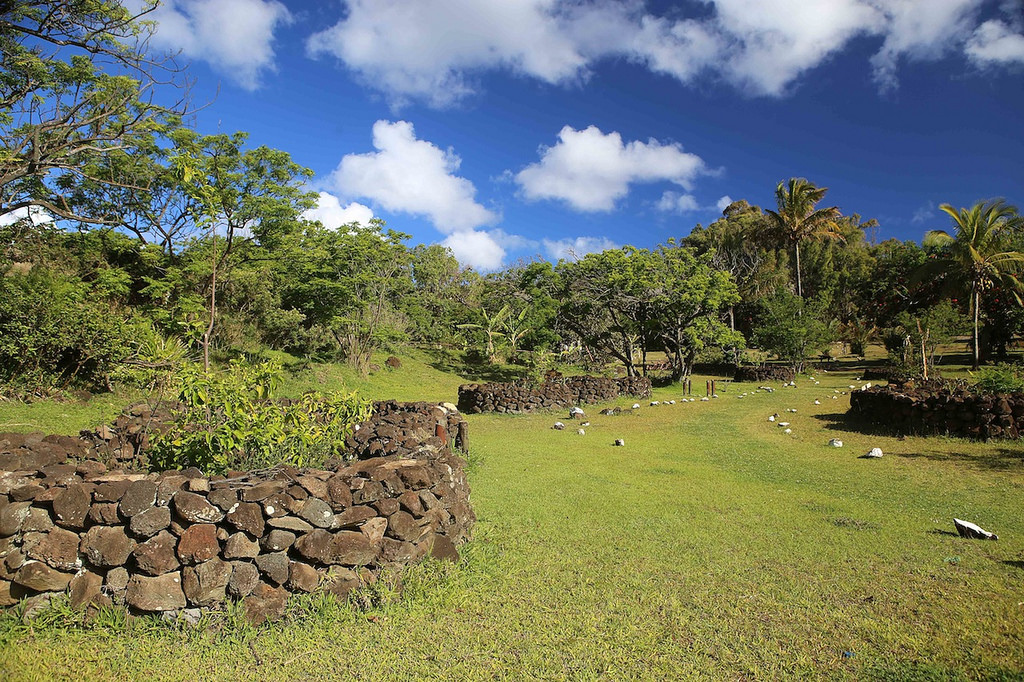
[0,267,145,390]
[150,360,373,474]
[750,290,833,372]
[970,363,1024,394]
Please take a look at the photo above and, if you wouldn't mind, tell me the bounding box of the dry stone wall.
[457,376,652,414]
[849,381,1024,440]
[733,366,796,383]
[0,401,474,623]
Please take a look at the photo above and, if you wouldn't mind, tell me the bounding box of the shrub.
[970,363,1024,394]
[0,267,145,390]
[150,360,373,473]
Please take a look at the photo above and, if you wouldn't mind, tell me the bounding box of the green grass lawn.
[2,360,1023,680]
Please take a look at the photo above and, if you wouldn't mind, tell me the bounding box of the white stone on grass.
[813,400,821,405]
[828,438,843,448]
[577,429,586,435]
[552,422,565,430]
[701,397,710,402]
[768,415,776,422]
[861,447,883,459]
[784,428,792,434]
[632,403,641,410]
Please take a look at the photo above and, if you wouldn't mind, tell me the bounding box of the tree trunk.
[795,242,803,299]
[202,232,217,372]
[973,288,981,370]
[917,319,928,380]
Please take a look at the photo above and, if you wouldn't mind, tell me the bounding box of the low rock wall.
[860,367,911,382]
[0,400,474,623]
[733,366,796,383]
[849,382,1024,440]
[457,376,652,414]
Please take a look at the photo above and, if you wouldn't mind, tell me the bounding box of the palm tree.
[915,199,1024,369]
[764,178,843,298]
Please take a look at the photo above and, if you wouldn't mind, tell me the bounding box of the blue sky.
[135,0,1023,270]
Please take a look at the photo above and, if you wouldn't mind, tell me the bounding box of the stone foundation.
[457,376,651,414]
[849,381,1024,440]
[0,400,474,623]
[733,366,796,383]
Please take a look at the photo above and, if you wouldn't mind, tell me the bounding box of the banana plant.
[458,303,512,363]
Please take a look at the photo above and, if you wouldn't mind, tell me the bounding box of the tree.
[751,289,834,372]
[0,1,186,226]
[763,178,843,298]
[684,199,788,344]
[557,245,741,379]
[281,220,413,372]
[651,242,742,379]
[557,247,658,377]
[404,244,479,347]
[171,131,316,369]
[915,200,1024,369]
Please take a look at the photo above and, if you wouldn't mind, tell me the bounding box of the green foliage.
[884,299,968,375]
[150,360,372,474]
[281,220,412,371]
[762,178,843,298]
[751,289,834,371]
[0,0,183,226]
[0,266,145,389]
[970,363,1024,394]
[557,244,741,378]
[915,199,1024,368]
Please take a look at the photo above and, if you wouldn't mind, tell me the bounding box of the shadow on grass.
[1002,560,1024,571]
[424,355,526,384]
[897,448,1024,471]
[812,412,1024,470]
[813,411,902,437]
[927,529,960,538]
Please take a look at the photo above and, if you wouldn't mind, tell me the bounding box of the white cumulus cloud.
[0,206,54,227]
[139,0,291,90]
[870,0,982,91]
[307,0,589,108]
[542,236,619,261]
[515,125,706,212]
[304,0,1020,104]
[966,19,1024,65]
[716,195,734,212]
[442,230,508,271]
[327,120,498,233]
[656,191,701,213]
[302,192,374,229]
